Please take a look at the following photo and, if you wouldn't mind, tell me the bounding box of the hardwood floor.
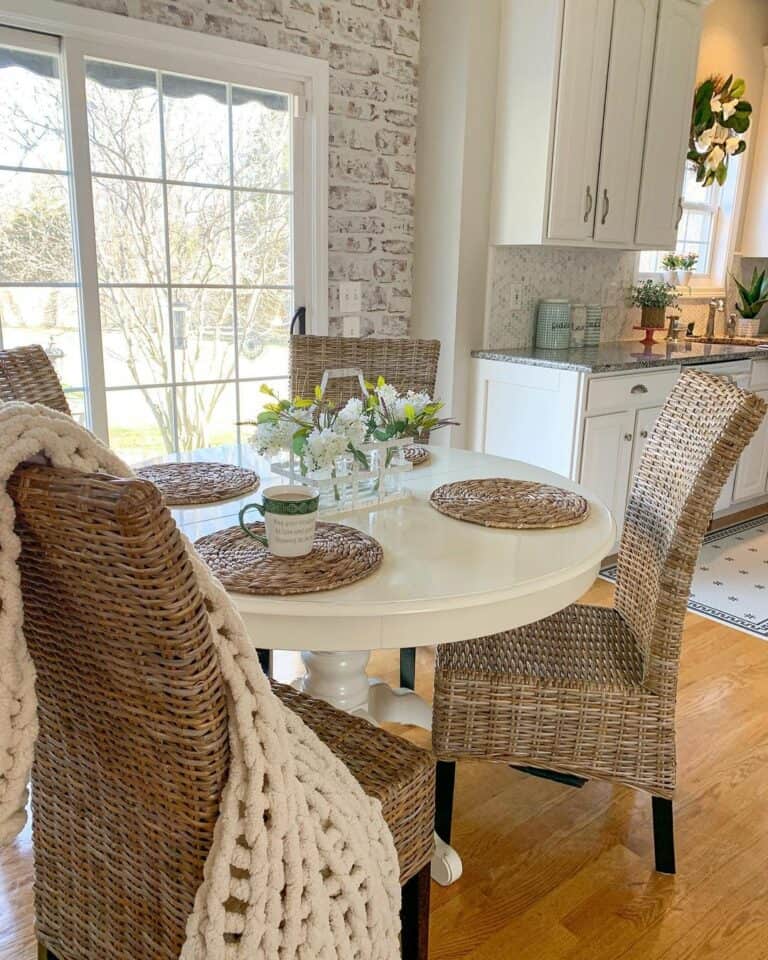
[3,578,768,959]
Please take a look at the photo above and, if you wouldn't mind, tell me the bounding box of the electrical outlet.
[508,281,523,310]
[343,315,361,338]
[339,282,362,315]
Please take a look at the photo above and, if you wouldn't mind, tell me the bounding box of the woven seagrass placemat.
[429,478,590,529]
[404,445,430,466]
[136,461,260,507]
[194,521,383,595]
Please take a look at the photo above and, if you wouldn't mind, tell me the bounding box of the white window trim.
[635,155,746,299]
[0,0,329,440]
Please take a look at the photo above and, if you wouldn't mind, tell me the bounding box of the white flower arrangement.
[240,378,456,479]
[689,75,751,187]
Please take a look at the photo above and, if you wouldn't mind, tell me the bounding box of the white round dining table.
[168,442,615,885]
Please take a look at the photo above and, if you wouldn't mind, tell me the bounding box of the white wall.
[697,0,768,254]
[412,0,501,448]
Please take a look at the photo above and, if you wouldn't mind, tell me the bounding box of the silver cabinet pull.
[640,429,648,439]
[584,185,593,222]
[676,196,684,228]
[624,433,633,442]
[630,384,648,394]
[601,189,610,225]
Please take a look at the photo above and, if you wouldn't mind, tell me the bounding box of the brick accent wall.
[61,0,420,337]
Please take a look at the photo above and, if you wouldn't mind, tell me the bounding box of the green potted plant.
[661,253,680,286]
[732,267,768,336]
[678,252,699,286]
[630,280,678,345]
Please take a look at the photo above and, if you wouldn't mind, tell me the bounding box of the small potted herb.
[678,252,699,286]
[630,280,678,345]
[732,267,768,336]
[661,253,680,286]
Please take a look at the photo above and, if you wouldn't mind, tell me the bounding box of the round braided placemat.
[194,521,383,595]
[135,461,260,507]
[404,445,430,466]
[429,478,590,529]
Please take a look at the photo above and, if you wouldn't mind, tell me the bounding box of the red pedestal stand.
[634,325,662,346]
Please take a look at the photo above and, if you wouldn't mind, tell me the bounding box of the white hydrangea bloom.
[303,427,351,472]
[375,382,398,411]
[250,418,296,459]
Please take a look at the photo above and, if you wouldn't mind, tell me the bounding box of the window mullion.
[227,83,242,447]
[60,39,108,440]
[156,70,180,454]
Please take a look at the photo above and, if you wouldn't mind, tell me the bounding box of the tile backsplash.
[487,246,768,347]
[487,246,637,348]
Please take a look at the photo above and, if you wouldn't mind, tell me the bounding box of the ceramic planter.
[663,269,679,286]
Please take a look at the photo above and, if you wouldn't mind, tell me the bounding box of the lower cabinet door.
[580,410,636,540]
[733,389,768,502]
[628,404,663,481]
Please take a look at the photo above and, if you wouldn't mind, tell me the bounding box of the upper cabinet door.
[635,0,702,249]
[593,0,658,244]
[547,0,614,242]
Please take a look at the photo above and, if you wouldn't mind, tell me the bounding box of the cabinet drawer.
[586,369,679,413]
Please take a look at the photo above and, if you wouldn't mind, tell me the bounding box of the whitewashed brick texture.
[61,0,420,337]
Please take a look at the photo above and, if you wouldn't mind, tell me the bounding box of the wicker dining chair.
[431,369,767,874]
[0,344,71,413]
[9,464,435,960]
[289,333,441,691]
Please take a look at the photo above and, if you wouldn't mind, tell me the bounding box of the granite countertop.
[471,340,768,373]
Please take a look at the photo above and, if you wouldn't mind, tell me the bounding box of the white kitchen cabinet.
[490,0,706,249]
[733,389,768,502]
[470,356,768,542]
[634,0,703,248]
[547,0,613,241]
[628,404,664,482]
[593,0,659,244]
[580,410,636,536]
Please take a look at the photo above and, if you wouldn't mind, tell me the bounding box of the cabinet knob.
[584,185,593,223]
[630,383,648,395]
[624,433,633,442]
[640,430,648,439]
[601,189,610,225]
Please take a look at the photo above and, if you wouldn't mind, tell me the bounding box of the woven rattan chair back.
[0,345,71,414]
[9,464,230,960]
[289,334,441,406]
[615,369,767,696]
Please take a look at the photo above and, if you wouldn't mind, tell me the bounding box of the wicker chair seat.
[273,683,435,885]
[436,604,645,690]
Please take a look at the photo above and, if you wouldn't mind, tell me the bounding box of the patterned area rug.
[601,514,768,640]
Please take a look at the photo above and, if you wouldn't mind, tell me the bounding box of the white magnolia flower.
[705,145,725,171]
[394,390,432,422]
[696,126,716,151]
[725,136,741,155]
[710,95,722,114]
[722,98,740,121]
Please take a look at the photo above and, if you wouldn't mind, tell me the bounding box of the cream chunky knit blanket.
[0,402,401,959]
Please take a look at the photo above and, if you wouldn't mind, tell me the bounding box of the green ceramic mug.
[239,484,320,557]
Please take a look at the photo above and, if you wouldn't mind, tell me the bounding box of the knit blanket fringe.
[0,403,401,960]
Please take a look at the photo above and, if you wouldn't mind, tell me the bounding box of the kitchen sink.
[686,336,768,346]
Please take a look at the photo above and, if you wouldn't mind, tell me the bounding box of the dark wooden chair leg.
[652,795,676,874]
[256,647,272,677]
[400,647,416,689]
[401,864,431,960]
[435,759,456,844]
[38,943,58,960]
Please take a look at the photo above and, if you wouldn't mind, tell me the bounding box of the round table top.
[168,443,615,652]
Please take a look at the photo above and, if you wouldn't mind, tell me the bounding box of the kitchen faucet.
[705,298,724,338]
